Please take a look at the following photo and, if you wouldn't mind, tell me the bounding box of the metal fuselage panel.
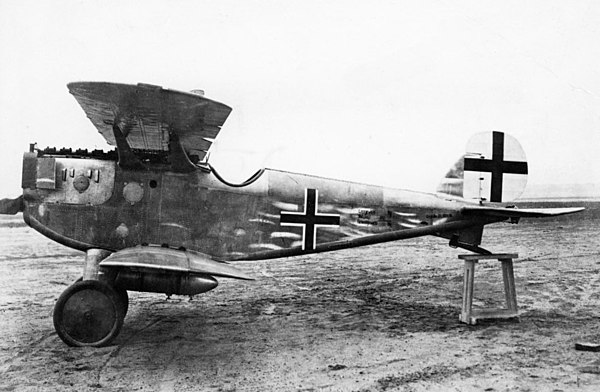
[22,155,471,260]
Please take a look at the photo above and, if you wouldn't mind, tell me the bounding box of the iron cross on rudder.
[280,188,340,251]
[463,131,528,202]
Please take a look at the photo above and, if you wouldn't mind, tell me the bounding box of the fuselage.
[21,149,484,261]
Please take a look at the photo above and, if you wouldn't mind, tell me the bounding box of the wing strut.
[112,124,146,170]
[168,132,196,173]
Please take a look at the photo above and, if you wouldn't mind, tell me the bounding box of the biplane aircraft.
[0,82,583,347]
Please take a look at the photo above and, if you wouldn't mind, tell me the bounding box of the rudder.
[437,131,528,203]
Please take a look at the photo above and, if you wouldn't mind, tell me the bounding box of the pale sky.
[1,0,599,198]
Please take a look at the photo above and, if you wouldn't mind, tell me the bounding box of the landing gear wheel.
[74,276,129,317]
[53,280,125,347]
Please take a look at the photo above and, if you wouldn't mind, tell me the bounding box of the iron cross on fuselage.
[463,131,528,202]
[279,188,340,251]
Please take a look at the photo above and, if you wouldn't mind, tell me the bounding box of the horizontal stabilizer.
[100,246,254,280]
[461,206,584,219]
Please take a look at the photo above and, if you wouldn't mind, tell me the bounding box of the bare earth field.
[1,205,600,392]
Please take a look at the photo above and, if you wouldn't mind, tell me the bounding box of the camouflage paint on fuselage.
[22,154,477,261]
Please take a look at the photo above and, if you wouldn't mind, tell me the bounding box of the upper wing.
[461,206,585,218]
[68,82,232,162]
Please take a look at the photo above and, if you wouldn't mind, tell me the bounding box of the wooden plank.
[575,342,600,352]
[458,253,518,261]
[501,259,518,311]
[460,260,476,324]
[470,309,520,325]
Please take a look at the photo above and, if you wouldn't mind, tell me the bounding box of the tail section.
[437,131,528,203]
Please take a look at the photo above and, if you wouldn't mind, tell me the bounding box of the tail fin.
[437,131,528,203]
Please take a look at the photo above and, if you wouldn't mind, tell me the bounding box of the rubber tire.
[74,276,129,317]
[53,280,125,347]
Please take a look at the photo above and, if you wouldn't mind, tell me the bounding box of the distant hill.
[520,183,600,201]
[516,184,600,222]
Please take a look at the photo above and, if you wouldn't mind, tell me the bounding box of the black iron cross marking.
[280,188,340,251]
[463,131,528,202]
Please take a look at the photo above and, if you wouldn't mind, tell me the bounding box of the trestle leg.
[458,253,520,325]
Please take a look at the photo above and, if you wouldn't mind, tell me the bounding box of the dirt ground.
[2,208,600,392]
